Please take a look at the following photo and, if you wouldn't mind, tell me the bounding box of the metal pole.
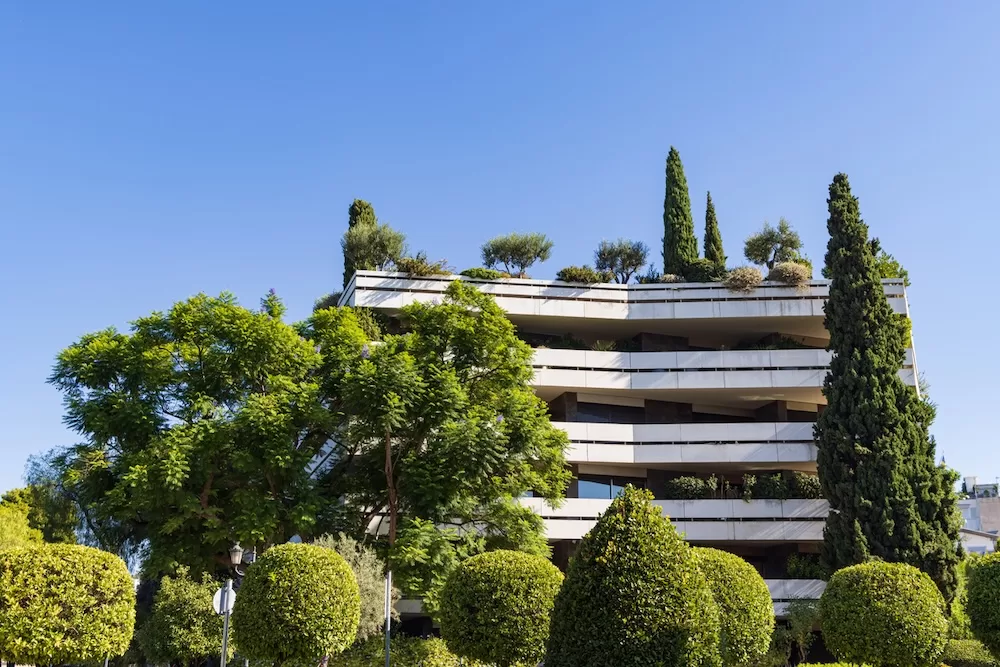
[221,578,233,667]
[383,569,393,667]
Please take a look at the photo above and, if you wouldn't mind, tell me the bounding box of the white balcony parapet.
[342,271,909,320]
[766,578,827,601]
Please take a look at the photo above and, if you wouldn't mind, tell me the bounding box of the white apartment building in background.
[340,270,917,617]
[959,476,1000,554]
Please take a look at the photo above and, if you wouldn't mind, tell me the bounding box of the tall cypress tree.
[343,199,378,287]
[662,147,698,275]
[703,191,725,268]
[816,173,960,600]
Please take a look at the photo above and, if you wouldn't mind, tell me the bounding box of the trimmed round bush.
[546,486,721,667]
[683,258,726,283]
[968,553,1000,660]
[0,543,136,665]
[767,261,812,286]
[460,267,510,280]
[942,638,998,667]
[820,561,948,667]
[723,266,763,292]
[692,547,774,667]
[231,543,361,667]
[440,549,563,667]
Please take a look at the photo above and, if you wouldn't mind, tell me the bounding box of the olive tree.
[480,232,553,277]
[743,218,803,269]
[594,238,649,283]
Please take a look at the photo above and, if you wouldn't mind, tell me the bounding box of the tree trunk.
[384,429,398,545]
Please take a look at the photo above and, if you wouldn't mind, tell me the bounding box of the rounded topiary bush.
[767,261,812,287]
[968,553,1000,660]
[723,266,763,292]
[820,561,948,667]
[692,547,774,667]
[231,543,361,667]
[440,549,563,667]
[0,543,136,665]
[546,486,721,667]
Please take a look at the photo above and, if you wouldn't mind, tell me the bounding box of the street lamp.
[220,543,254,667]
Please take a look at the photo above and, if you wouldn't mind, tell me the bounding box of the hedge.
[439,550,563,667]
[460,267,509,280]
[329,636,493,667]
[968,553,1000,660]
[692,547,774,667]
[231,543,360,667]
[0,544,136,665]
[663,475,717,499]
[820,561,948,667]
[545,486,721,667]
[942,639,998,667]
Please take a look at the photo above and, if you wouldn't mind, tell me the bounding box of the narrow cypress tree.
[703,191,725,269]
[816,173,960,600]
[343,199,378,287]
[662,147,698,275]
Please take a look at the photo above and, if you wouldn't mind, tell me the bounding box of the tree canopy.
[594,238,648,283]
[343,198,380,287]
[743,218,804,269]
[1,481,77,544]
[342,221,406,279]
[139,567,226,666]
[0,504,42,550]
[480,232,553,277]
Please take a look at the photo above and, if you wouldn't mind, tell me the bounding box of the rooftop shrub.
[683,257,727,283]
[460,267,510,280]
[723,266,763,292]
[545,486,721,667]
[767,261,812,287]
[555,265,612,284]
[967,553,1000,660]
[481,232,553,278]
[394,251,451,277]
[820,561,948,667]
[594,238,649,283]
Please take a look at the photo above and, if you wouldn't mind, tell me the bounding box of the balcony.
[557,421,817,465]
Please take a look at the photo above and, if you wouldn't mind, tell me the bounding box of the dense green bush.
[789,472,822,499]
[0,544,136,665]
[943,639,998,667]
[139,567,227,665]
[546,486,721,667]
[723,266,763,292]
[636,267,684,284]
[968,553,1000,659]
[767,261,812,286]
[440,550,563,667]
[231,543,361,667]
[820,561,948,667]
[743,473,788,500]
[692,547,774,667]
[952,559,975,639]
[330,635,491,667]
[555,265,612,284]
[663,474,717,500]
[460,267,510,280]
[394,252,451,277]
[683,257,726,283]
[786,552,828,580]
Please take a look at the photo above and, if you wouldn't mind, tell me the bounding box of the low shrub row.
[661,472,822,501]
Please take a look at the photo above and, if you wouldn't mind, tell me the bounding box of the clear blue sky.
[1,3,997,494]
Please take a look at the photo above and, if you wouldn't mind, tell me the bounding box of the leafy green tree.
[967,553,1000,660]
[343,199,379,287]
[313,533,399,643]
[308,280,570,605]
[743,218,803,269]
[342,221,406,280]
[815,173,961,600]
[662,146,698,275]
[1,482,77,543]
[231,543,360,667]
[822,237,910,287]
[0,504,42,550]
[139,567,226,666]
[0,544,136,665]
[703,191,726,269]
[480,232,553,278]
[48,292,362,574]
[546,486,721,667]
[594,238,649,283]
[439,550,563,667]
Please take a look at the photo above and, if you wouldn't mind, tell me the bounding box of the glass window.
[611,476,647,497]
[577,475,612,499]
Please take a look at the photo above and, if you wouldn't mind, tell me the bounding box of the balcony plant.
[663,475,718,500]
[767,261,812,287]
[460,267,510,280]
[723,266,763,292]
[555,265,612,284]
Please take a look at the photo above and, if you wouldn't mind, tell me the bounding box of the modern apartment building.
[959,476,1000,538]
[340,270,916,616]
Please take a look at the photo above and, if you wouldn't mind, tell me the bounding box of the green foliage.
[343,199,380,287]
[742,472,820,501]
[785,598,821,663]
[636,266,684,284]
[703,191,726,268]
[342,220,407,279]
[394,251,451,277]
[546,486,721,667]
[460,267,510,280]
[662,146,698,275]
[440,550,563,667]
[952,559,975,639]
[723,266,763,292]
[767,261,812,286]
[555,265,612,284]
[816,173,961,601]
[743,218,804,269]
[330,635,491,667]
[231,543,360,666]
[692,547,774,667]
[481,232,553,277]
[313,533,398,643]
[0,504,42,550]
[314,292,342,310]
[786,552,828,579]
[1,483,78,544]
[0,544,136,665]
[349,306,384,341]
[820,561,948,667]
[594,238,649,283]
[789,472,822,499]
[139,567,225,665]
[684,257,727,282]
[663,475,717,499]
[943,639,999,667]
[870,239,910,286]
[48,292,351,573]
[967,553,1000,660]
